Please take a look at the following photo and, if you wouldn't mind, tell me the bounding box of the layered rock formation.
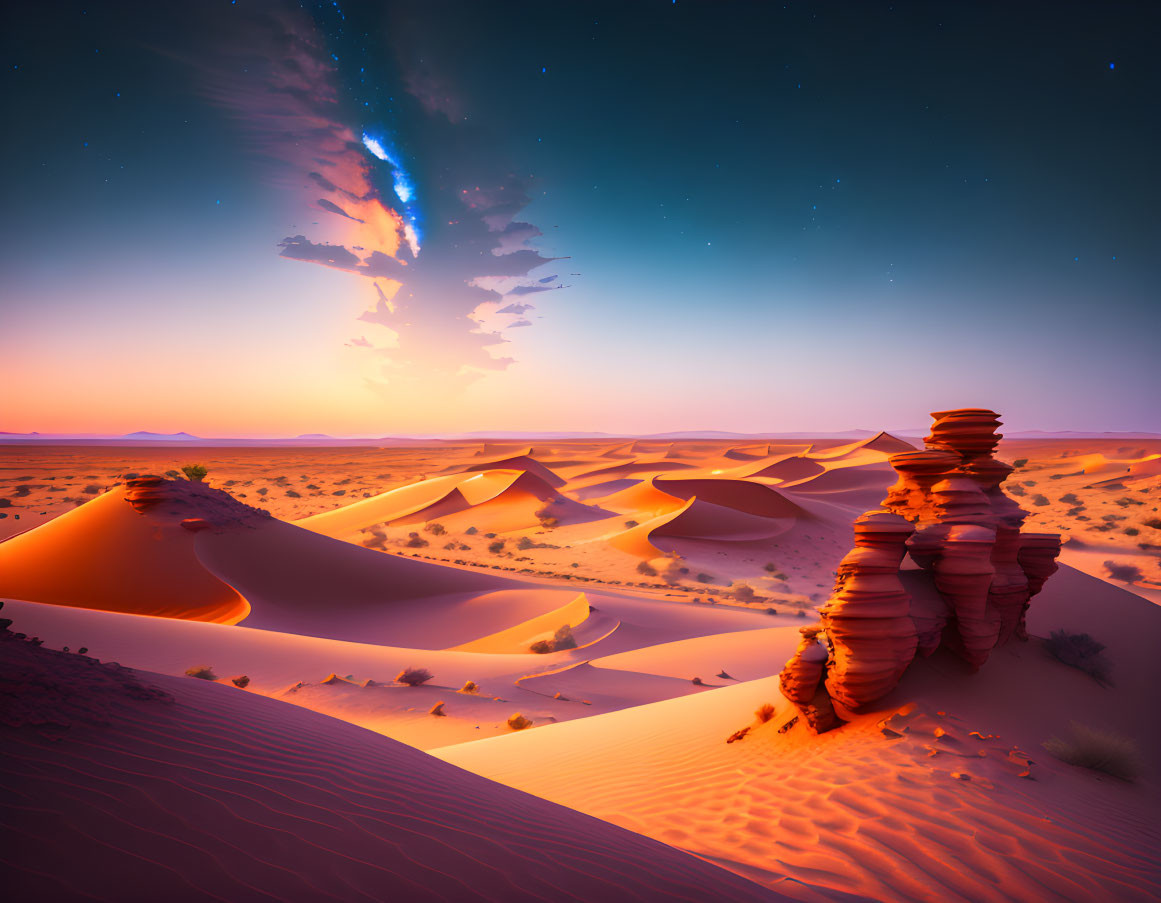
[780,408,1062,731]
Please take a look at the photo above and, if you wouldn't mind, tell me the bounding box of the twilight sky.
[2,1,1158,437]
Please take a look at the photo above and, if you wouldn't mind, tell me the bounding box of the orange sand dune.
[723,444,775,460]
[590,624,803,682]
[2,636,787,903]
[805,431,917,460]
[2,584,790,748]
[653,476,810,518]
[588,476,688,514]
[779,460,896,497]
[194,521,598,645]
[436,564,1161,903]
[743,455,827,482]
[612,497,797,557]
[0,485,247,622]
[449,591,601,653]
[461,448,567,487]
[570,458,697,484]
[298,467,606,536]
[516,660,718,709]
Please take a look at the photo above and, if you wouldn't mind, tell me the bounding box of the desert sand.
[2,421,1160,901]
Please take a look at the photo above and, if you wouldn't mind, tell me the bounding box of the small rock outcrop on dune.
[781,409,1062,731]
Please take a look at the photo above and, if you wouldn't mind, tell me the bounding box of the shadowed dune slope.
[192,520,557,645]
[0,487,247,623]
[652,478,810,518]
[0,637,786,903]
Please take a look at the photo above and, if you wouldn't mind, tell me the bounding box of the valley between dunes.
[2,432,1159,901]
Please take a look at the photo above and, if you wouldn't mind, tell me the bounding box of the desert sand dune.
[1,634,788,903]
[653,477,810,518]
[805,431,917,460]
[0,483,248,622]
[570,459,698,484]
[461,448,568,487]
[744,455,827,482]
[435,564,1161,903]
[298,467,608,537]
[1,583,787,748]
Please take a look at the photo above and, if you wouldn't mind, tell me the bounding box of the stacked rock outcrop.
[779,408,1061,731]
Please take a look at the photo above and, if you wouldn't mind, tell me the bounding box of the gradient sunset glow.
[2,1,1157,437]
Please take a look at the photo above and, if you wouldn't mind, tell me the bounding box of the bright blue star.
[1108,62,1115,70]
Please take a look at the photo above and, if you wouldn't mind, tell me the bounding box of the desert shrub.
[517,536,539,550]
[1012,458,1028,468]
[1031,493,1050,506]
[395,666,433,687]
[459,680,479,694]
[1044,630,1111,685]
[185,665,217,680]
[425,522,446,535]
[530,624,577,654]
[534,504,559,527]
[1008,483,1026,496]
[624,520,639,528]
[1060,492,1081,504]
[181,464,208,482]
[1141,518,1161,530]
[636,560,658,576]
[231,675,250,688]
[1043,723,1141,781]
[727,581,759,603]
[1104,560,1143,583]
[82,484,101,495]
[756,703,776,723]
[507,713,533,730]
[1124,527,1139,536]
[405,532,429,548]
[164,470,179,477]
[465,526,478,534]
[488,540,505,554]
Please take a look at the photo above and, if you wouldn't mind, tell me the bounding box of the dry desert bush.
[1043,723,1141,781]
[530,624,577,654]
[181,464,208,482]
[231,675,250,688]
[756,703,777,723]
[1044,630,1112,685]
[395,666,434,687]
[507,713,533,730]
[185,665,217,680]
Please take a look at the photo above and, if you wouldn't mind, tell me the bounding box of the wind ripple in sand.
[0,638,788,903]
[436,681,1161,903]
